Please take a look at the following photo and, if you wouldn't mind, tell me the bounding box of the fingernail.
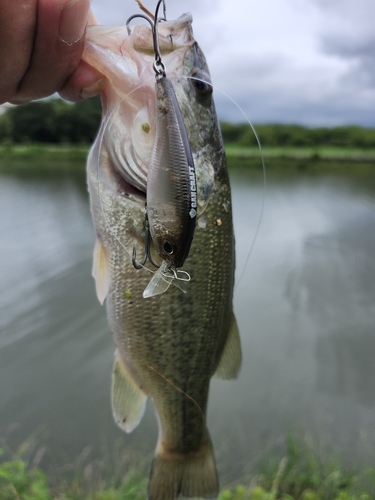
[59,0,91,46]
[80,78,106,99]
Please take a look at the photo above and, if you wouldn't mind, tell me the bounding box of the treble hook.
[162,268,191,282]
[126,0,169,78]
[132,212,160,270]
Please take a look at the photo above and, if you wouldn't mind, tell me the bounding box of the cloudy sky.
[91,0,374,126]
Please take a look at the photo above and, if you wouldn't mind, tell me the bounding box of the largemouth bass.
[83,10,241,500]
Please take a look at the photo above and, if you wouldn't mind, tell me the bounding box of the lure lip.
[142,261,190,299]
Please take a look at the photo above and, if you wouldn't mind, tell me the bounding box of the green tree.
[5,96,102,144]
[7,100,59,143]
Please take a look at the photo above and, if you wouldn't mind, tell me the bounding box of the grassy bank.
[0,144,374,176]
[225,146,375,162]
[1,438,374,500]
[0,145,88,175]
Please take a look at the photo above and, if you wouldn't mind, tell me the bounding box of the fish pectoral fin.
[92,237,110,305]
[214,313,242,380]
[111,349,147,433]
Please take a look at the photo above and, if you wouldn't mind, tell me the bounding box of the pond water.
[0,163,374,481]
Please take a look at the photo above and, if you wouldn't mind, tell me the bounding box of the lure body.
[147,75,197,270]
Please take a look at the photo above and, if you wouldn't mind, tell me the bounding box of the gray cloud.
[320,35,375,88]
[322,36,375,60]
[310,0,375,88]
[216,85,375,127]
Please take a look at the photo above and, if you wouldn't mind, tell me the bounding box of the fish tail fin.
[147,438,219,500]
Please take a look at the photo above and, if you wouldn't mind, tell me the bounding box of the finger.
[59,60,106,102]
[0,0,38,103]
[59,9,104,102]
[87,9,99,25]
[11,0,91,104]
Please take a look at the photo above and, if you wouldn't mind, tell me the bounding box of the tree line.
[0,96,102,144]
[0,97,374,148]
[220,122,375,149]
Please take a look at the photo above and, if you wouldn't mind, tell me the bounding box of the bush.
[3,96,102,145]
[0,460,50,500]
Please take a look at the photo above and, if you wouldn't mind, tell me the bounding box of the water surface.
[0,164,374,479]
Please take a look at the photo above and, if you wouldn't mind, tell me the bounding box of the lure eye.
[163,241,174,255]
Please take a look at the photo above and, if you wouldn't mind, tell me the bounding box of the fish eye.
[163,241,174,255]
[191,71,213,102]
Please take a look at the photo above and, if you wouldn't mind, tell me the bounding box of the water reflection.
[316,326,375,407]
[289,208,375,407]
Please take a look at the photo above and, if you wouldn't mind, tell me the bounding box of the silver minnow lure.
[145,75,197,297]
[128,1,197,298]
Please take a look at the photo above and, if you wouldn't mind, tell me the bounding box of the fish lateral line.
[147,364,205,420]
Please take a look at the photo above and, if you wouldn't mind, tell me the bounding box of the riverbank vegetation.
[220,122,375,150]
[0,97,101,145]
[0,98,374,167]
[1,437,374,500]
[0,98,373,180]
[0,143,373,181]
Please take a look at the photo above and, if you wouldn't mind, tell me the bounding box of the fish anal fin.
[214,313,242,380]
[112,349,147,433]
[92,237,110,305]
[148,436,218,500]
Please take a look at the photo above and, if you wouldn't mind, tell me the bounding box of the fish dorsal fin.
[92,237,110,305]
[214,313,242,380]
[112,349,147,433]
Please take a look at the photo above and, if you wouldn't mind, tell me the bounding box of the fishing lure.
[128,0,197,298]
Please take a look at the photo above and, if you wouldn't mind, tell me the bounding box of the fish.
[83,9,241,500]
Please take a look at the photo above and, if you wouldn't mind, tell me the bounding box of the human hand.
[0,0,105,104]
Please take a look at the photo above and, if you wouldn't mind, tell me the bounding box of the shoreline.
[1,436,374,499]
[0,144,374,177]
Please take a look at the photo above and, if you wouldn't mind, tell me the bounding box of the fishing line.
[169,75,266,289]
[147,364,205,420]
[96,75,265,289]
